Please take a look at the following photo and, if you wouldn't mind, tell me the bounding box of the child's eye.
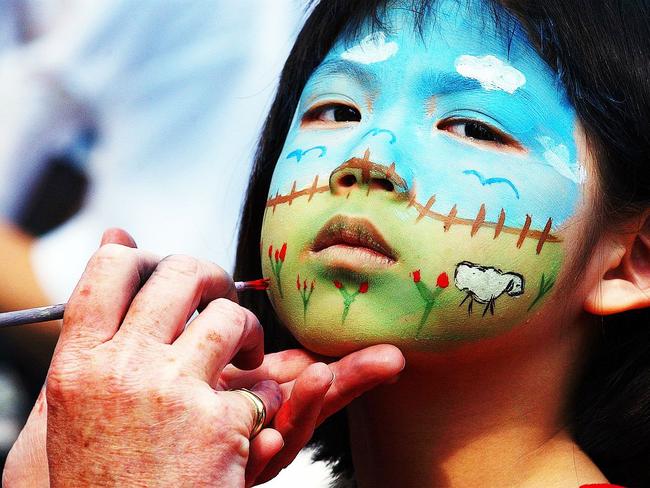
[302,103,362,127]
[438,118,522,149]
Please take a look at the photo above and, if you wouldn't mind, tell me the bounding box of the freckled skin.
[29,245,280,488]
[45,343,249,487]
[206,330,224,344]
[261,0,583,355]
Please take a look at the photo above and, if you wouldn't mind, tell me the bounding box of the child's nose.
[328,126,413,199]
[329,148,411,199]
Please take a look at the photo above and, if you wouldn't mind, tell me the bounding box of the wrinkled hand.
[3,229,405,487]
[6,229,282,487]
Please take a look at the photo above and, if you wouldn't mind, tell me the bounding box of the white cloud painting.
[536,135,582,183]
[341,32,399,64]
[455,54,526,94]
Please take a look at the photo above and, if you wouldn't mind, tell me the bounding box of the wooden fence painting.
[265,175,561,255]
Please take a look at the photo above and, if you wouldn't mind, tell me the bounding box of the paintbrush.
[0,278,270,328]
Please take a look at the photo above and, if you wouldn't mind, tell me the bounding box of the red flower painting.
[333,280,370,324]
[411,269,450,337]
[297,273,315,323]
[436,272,449,288]
[412,269,421,283]
[268,242,288,297]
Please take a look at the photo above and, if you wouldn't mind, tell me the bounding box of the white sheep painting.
[454,261,525,316]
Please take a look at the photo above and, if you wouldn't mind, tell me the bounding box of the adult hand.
[3,229,405,487]
[9,229,284,487]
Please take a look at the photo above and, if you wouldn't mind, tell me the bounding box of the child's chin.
[284,332,349,358]
[284,321,441,358]
[285,317,531,358]
[286,323,392,358]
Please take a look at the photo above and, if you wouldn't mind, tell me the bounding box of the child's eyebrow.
[418,69,542,111]
[311,59,379,90]
[423,71,484,95]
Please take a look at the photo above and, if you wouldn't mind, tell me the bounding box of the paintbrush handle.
[0,279,270,328]
[0,303,65,328]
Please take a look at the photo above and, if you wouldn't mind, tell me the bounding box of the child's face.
[260,0,586,356]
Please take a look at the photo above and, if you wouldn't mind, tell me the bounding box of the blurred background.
[0,2,330,483]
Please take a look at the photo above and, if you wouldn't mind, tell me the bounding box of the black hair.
[235,1,650,486]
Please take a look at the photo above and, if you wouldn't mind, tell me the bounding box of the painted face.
[260,0,584,356]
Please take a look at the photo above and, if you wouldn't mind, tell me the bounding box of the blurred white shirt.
[0,0,300,302]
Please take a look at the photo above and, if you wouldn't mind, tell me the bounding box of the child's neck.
[348,322,607,488]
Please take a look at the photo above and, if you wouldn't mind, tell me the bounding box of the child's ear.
[584,214,650,315]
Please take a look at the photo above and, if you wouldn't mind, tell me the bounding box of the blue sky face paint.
[260,0,585,356]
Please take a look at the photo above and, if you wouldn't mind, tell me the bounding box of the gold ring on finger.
[231,388,266,438]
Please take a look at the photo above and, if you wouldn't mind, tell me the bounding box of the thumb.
[100,228,137,248]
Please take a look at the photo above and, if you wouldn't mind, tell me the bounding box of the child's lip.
[310,215,398,269]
